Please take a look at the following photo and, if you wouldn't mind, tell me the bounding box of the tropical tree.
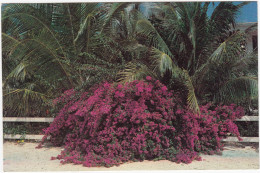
[117,2,258,114]
[2,2,257,117]
[2,3,132,116]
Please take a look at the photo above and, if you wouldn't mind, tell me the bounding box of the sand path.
[3,141,259,171]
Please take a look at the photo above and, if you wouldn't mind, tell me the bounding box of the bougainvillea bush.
[37,77,244,167]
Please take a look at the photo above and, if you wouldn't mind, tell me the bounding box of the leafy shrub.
[4,122,50,139]
[37,77,244,167]
[236,121,259,137]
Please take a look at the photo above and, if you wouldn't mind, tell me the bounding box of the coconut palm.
[2,2,257,116]
[117,2,258,114]
[2,3,131,116]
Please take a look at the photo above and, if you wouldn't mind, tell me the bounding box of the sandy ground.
[3,141,259,171]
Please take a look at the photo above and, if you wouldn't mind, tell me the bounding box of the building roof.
[235,22,257,32]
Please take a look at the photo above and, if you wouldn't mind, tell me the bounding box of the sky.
[2,1,258,23]
[233,1,257,22]
[207,1,257,23]
[140,1,257,23]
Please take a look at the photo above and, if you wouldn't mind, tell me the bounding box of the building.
[236,22,258,52]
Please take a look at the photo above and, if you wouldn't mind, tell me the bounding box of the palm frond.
[101,2,130,34]
[136,19,176,63]
[210,2,249,34]
[231,51,258,75]
[4,61,28,84]
[3,87,49,116]
[215,76,258,104]
[73,3,100,51]
[2,33,21,53]
[2,4,66,56]
[117,62,157,83]
[150,48,200,115]
[183,70,200,115]
[209,31,244,63]
[151,48,174,77]
[3,31,74,88]
[194,31,245,87]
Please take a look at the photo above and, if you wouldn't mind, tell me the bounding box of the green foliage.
[3,122,50,138]
[236,121,259,137]
[2,3,130,116]
[116,2,257,113]
[3,123,28,137]
[2,2,257,116]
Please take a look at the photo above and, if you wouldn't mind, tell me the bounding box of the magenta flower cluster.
[37,76,244,167]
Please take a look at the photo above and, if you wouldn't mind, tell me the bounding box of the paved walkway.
[3,142,259,171]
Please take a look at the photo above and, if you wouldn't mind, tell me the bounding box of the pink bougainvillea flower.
[37,79,244,167]
[146,76,152,81]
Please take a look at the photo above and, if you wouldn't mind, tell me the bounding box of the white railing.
[3,117,54,122]
[3,116,259,142]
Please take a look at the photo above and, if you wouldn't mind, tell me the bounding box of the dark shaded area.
[3,122,50,136]
[236,121,259,137]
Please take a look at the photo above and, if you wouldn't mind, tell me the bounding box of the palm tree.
[117,2,258,114]
[2,3,131,116]
[2,2,257,116]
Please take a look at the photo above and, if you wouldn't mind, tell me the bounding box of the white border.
[0,1,259,173]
